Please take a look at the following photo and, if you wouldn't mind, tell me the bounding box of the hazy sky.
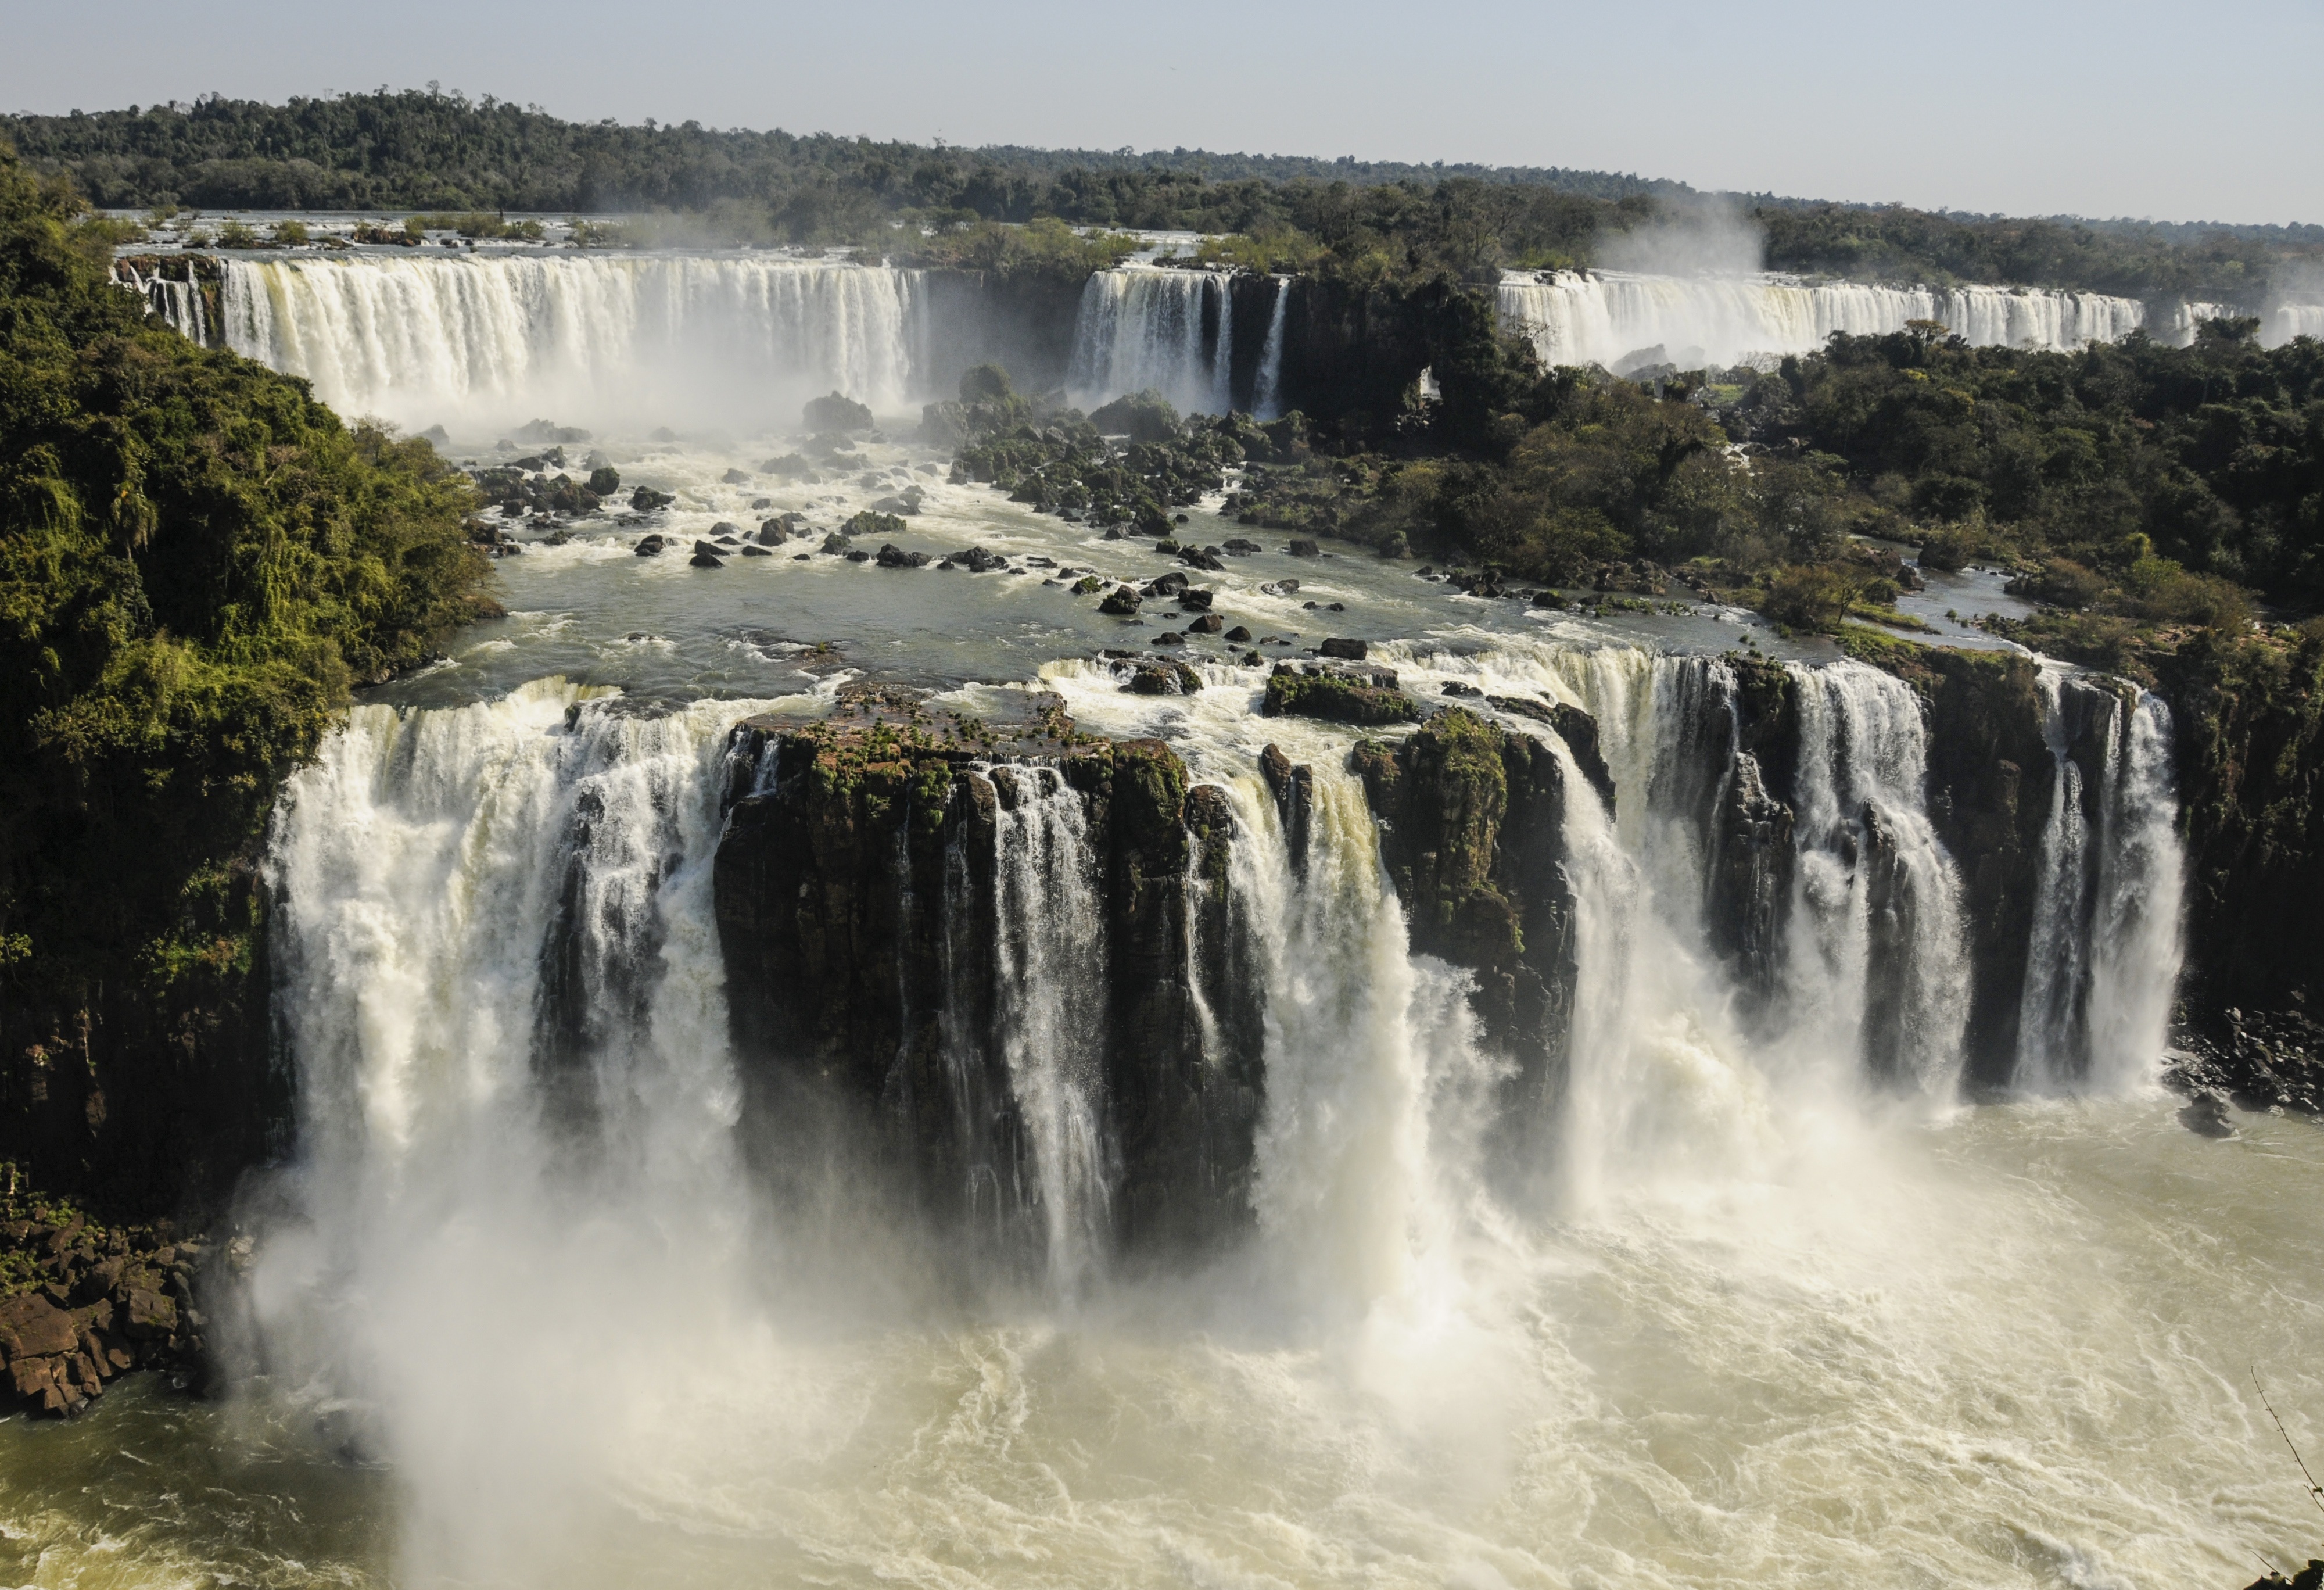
[6,0,2318,225]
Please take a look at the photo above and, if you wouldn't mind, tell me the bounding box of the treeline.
[7,91,2321,301]
[1238,314,2322,656]
[0,145,494,1199]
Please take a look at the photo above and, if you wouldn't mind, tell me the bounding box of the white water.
[1251,276,1291,419]
[213,253,933,431]
[114,261,209,344]
[2268,302,2324,346]
[2018,672,2189,1091]
[977,765,1115,1295]
[1068,264,1238,415]
[1498,269,2151,369]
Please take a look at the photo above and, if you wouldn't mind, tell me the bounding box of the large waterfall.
[1067,266,1238,415]
[211,253,935,431]
[214,633,2311,1589]
[1497,269,2152,369]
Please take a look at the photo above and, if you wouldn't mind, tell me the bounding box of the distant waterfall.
[2016,672,2186,1089]
[1068,266,1238,415]
[213,253,934,431]
[1497,270,2150,370]
[2268,303,2324,346]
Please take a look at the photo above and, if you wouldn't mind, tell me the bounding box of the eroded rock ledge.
[711,684,1261,1263]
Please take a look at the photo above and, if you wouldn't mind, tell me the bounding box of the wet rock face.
[1353,707,1601,1129]
[2167,1006,2324,1115]
[712,687,1260,1263]
[1916,651,2054,1087]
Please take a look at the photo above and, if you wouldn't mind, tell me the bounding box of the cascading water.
[1497,269,2151,368]
[2268,302,2324,346]
[114,260,211,343]
[1784,660,1970,1089]
[1068,265,1237,415]
[2016,671,2187,1090]
[203,626,2278,1590]
[255,679,769,1583]
[1250,277,1290,420]
[974,765,1114,1295]
[213,253,933,431]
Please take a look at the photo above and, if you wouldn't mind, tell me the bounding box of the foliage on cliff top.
[0,142,493,1008]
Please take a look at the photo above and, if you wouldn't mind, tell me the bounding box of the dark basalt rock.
[712,689,1260,1265]
[1187,614,1223,635]
[0,1217,209,1417]
[876,544,930,569]
[630,487,673,511]
[2165,1006,2324,1114]
[689,551,725,568]
[1319,638,1368,662]
[634,535,667,556]
[1353,706,1601,1143]
[1099,585,1143,616]
[1261,663,1418,726]
[804,392,874,431]
[1224,626,1253,643]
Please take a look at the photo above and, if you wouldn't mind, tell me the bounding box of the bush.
[1762,565,1860,631]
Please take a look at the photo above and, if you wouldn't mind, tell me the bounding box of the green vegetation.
[9,91,2318,299]
[0,142,494,1191]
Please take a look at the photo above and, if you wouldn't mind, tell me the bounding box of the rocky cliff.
[711,684,1261,1267]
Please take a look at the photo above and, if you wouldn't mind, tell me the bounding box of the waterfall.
[213,253,933,432]
[1251,277,1290,420]
[2083,692,2186,1091]
[1068,266,1238,416]
[2268,302,2324,346]
[975,765,1114,1295]
[2017,674,2186,1089]
[114,260,210,344]
[256,681,766,1578]
[1497,269,2151,369]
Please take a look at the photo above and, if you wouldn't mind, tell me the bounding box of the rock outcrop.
[712,685,1261,1265]
[0,1207,206,1417]
[1352,706,1601,1134]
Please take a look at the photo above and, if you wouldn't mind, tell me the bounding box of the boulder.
[634,535,667,557]
[804,392,874,431]
[876,544,930,569]
[822,532,852,555]
[1319,638,1369,661]
[0,1295,78,1359]
[741,545,774,557]
[1099,585,1144,615]
[1188,614,1224,634]
[1224,625,1253,643]
[587,465,621,495]
[1260,579,1300,597]
[1261,665,1419,726]
[630,487,674,511]
[1177,589,1215,612]
[1287,539,1321,558]
[120,1287,176,1341]
[690,551,726,568]
[722,468,751,485]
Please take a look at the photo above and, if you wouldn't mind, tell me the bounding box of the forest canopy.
[8,90,2321,303]
[0,141,493,1032]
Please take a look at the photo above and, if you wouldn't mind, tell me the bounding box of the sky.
[5,0,2319,225]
